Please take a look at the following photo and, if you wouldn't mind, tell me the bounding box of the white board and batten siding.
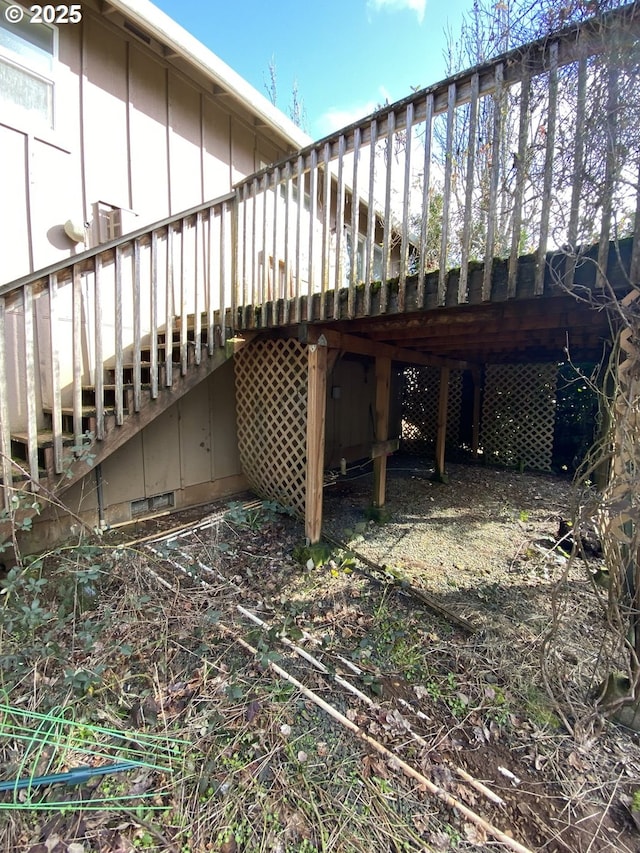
[0,1,295,285]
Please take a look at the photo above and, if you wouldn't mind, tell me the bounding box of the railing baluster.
[93,261,104,440]
[308,148,318,315]
[381,111,395,312]
[207,210,216,352]
[23,284,39,487]
[596,60,618,290]
[0,297,13,505]
[49,273,64,465]
[260,172,269,324]
[439,84,456,306]
[240,184,249,324]
[231,188,241,329]
[221,199,230,345]
[460,74,480,303]
[321,143,331,321]
[180,219,188,375]
[283,161,292,325]
[115,247,124,421]
[271,166,279,306]
[194,212,202,365]
[418,93,434,306]
[334,134,346,319]
[165,226,173,387]
[150,232,159,397]
[483,62,504,300]
[365,118,378,316]
[565,58,587,290]
[133,239,142,410]
[349,127,361,318]
[71,267,83,449]
[295,154,304,322]
[250,177,258,318]
[399,103,413,310]
[507,72,530,298]
[536,44,558,296]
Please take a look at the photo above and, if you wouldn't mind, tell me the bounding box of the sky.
[152,0,472,140]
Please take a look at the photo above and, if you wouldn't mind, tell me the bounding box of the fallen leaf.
[362,755,388,779]
[246,699,261,722]
[464,822,487,845]
[568,751,585,771]
[458,781,480,808]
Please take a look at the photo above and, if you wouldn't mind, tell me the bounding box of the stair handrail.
[0,191,237,297]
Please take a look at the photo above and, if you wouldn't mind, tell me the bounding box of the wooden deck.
[0,5,639,542]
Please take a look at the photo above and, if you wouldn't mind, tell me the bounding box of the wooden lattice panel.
[481,363,557,471]
[235,339,307,515]
[401,367,463,455]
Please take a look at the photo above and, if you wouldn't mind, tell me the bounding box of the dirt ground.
[5,456,640,852]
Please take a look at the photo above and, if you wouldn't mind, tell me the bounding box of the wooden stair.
[1,312,234,538]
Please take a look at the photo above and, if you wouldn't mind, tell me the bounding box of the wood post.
[373,356,391,508]
[435,367,450,479]
[305,335,328,543]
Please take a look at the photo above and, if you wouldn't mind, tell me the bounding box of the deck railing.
[0,193,235,499]
[233,3,640,325]
[0,4,639,505]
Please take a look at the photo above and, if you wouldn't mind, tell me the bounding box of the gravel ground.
[323,456,571,628]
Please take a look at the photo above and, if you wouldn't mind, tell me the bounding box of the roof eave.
[105,0,312,153]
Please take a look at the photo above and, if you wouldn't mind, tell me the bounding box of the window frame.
[344,225,383,285]
[0,1,59,136]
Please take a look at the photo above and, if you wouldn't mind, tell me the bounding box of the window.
[279,181,311,212]
[345,228,382,285]
[0,1,57,130]
[92,201,139,245]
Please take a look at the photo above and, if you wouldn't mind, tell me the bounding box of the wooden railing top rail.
[234,2,640,192]
[0,191,236,297]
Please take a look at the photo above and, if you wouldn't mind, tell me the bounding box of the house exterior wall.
[0,0,293,285]
[324,357,403,469]
[29,358,244,547]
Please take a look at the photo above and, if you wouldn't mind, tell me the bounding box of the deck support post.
[305,335,328,543]
[471,367,482,458]
[373,356,391,508]
[435,367,450,480]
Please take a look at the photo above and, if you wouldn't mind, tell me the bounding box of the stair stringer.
[58,348,232,498]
